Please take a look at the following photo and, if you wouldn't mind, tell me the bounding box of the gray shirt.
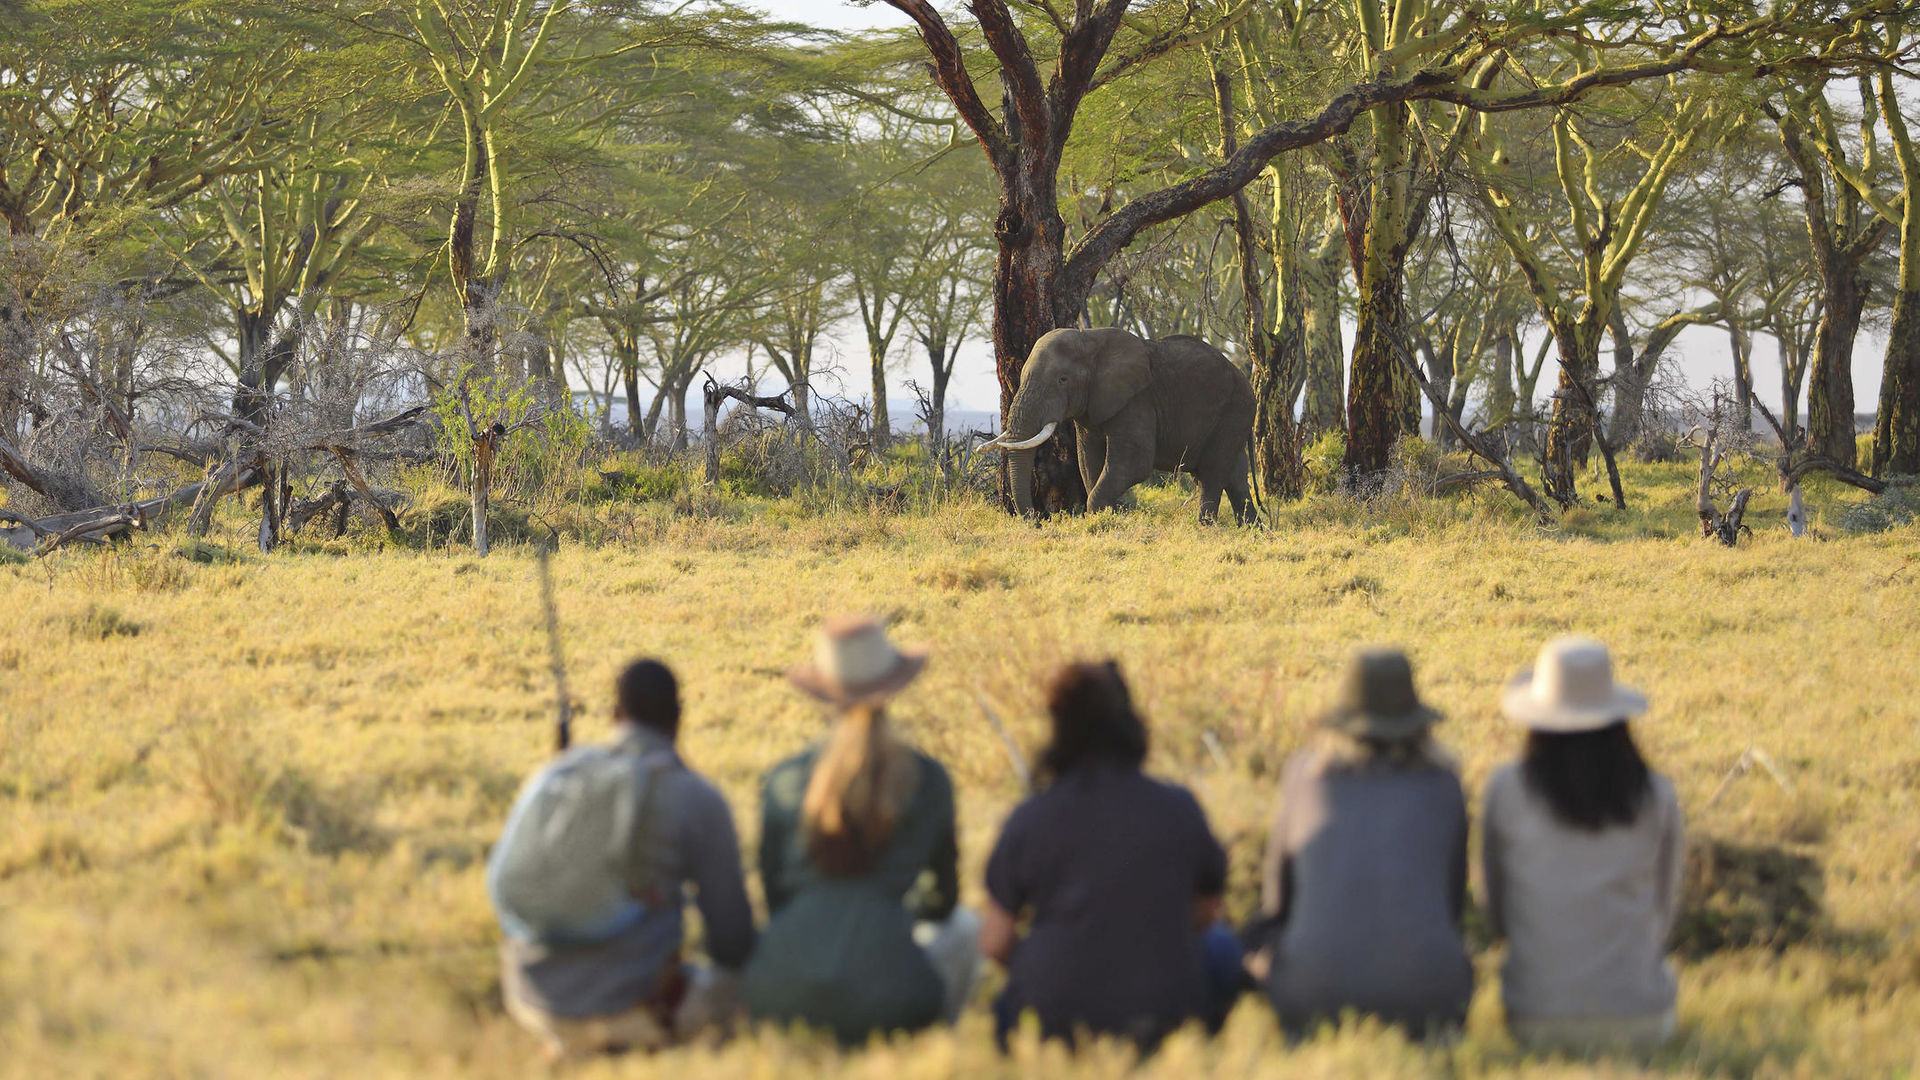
[1255,747,1474,1035]
[1482,763,1684,1022]
[501,726,756,1019]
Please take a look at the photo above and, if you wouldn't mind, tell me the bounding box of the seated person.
[1248,648,1473,1039]
[984,661,1240,1050]
[743,617,979,1044]
[1484,636,1685,1053]
[488,659,755,1059]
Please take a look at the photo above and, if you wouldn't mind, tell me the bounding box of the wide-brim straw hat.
[1502,635,1647,732]
[1321,647,1443,740]
[786,615,928,708]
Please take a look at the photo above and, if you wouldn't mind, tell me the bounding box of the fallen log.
[1429,469,1506,496]
[1,467,264,552]
[0,433,51,497]
[39,508,141,557]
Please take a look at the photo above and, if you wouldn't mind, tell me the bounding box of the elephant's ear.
[1088,331,1152,426]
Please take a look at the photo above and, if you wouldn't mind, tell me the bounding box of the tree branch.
[1060,17,1792,301]
[883,0,1011,157]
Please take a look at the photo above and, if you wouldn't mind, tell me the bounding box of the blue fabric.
[994,922,1246,1050]
[1199,922,1249,1030]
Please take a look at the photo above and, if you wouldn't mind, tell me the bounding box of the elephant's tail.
[1245,431,1267,526]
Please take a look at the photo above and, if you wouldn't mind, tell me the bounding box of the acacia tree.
[0,0,302,437]
[1470,84,1717,500]
[1762,79,1893,467]
[901,150,993,443]
[1791,50,1920,474]
[343,0,748,364]
[155,110,387,426]
[1867,62,1920,474]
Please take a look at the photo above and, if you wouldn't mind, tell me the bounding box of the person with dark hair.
[1247,648,1473,1039]
[743,617,979,1045]
[488,659,756,1059]
[981,661,1238,1050]
[1484,636,1685,1052]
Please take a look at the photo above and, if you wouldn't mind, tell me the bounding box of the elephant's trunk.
[999,394,1054,515]
[1008,447,1035,515]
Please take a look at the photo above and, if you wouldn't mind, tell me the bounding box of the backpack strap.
[616,743,679,905]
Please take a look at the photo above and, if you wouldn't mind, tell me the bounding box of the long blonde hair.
[801,705,921,875]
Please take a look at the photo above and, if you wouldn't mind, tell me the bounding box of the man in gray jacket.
[489,659,755,1058]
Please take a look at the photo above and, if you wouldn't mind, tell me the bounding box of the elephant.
[983,327,1257,523]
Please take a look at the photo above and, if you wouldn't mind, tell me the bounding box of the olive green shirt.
[742,744,959,1043]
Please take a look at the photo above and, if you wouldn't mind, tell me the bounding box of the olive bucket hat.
[1322,647,1443,740]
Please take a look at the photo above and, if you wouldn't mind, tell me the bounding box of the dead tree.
[1,406,427,555]
[452,371,513,558]
[700,374,796,485]
[1679,387,1756,546]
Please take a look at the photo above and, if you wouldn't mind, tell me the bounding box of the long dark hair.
[1521,722,1652,830]
[1038,661,1148,782]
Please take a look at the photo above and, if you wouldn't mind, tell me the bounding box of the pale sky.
[715,0,1887,427]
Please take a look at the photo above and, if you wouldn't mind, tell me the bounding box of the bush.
[1632,429,1682,463]
[588,459,688,503]
[426,369,594,504]
[1302,430,1346,495]
[1837,482,1919,533]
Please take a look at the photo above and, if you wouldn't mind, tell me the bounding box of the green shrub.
[427,369,594,504]
[1837,482,1919,533]
[589,460,687,503]
[1302,430,1347,495]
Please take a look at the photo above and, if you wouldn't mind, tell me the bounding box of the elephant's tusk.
[990,421,1057,452]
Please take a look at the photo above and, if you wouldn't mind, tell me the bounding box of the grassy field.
[2,460,1917,1078]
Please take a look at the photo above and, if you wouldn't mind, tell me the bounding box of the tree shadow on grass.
[1673,836,1832,960]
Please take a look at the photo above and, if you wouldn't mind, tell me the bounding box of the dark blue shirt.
[986,764,1227,1045]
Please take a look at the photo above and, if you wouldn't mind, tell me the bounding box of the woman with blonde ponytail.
[743,617,978,1044]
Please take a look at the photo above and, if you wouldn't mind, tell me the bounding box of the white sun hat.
[1501,636,1648,732]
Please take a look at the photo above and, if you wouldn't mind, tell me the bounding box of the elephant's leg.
[1225,474,1252,524]
[1224,450,1253,525]
[1089,440,1152,513]
[1076,426,1108,498]
[1198,478,1224,525]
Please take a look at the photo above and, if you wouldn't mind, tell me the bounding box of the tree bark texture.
[1541,322,1602,501]
[1301,226,1347,437]
[1215,60,1303,501]
[1875,284,1920,475]
[1872,74,1920,476]
[1775,107,1884,467]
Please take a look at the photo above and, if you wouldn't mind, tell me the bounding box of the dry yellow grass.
[2,467,1917,1078]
